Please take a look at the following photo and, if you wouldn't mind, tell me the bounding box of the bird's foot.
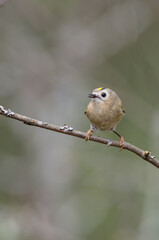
[85,129,92,141]
[119,136,125,149]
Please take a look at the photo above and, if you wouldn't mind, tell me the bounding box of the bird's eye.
[101,92,106,98]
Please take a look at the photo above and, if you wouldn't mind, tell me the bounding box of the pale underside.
[85,100,124,132]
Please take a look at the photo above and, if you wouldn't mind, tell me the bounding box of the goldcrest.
[85,87,125,147]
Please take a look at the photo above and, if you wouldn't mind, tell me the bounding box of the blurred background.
[0,0,159,239]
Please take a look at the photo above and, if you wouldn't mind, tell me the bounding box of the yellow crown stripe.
[97,87,105,90]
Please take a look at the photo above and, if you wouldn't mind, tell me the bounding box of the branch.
[0,105,158,168]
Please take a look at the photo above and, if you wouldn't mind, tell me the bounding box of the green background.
[0,1,159,239]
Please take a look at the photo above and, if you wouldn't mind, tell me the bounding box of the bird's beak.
[88,93,97,98]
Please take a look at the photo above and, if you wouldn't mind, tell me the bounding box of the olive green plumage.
[85,87,125,145]
[85,87,125,131]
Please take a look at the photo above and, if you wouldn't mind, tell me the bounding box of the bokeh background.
[0,0,159,239]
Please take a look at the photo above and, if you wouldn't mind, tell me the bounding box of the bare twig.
[0,105,158,168]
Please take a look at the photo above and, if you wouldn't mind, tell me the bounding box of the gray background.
[0,1,159,239]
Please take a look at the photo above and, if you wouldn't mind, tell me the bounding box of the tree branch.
[0,105,158,168]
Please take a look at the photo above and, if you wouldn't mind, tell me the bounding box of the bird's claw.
[85,129,92,141]
[119,136,125,150]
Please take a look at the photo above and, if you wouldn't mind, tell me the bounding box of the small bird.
[85,87,125,147]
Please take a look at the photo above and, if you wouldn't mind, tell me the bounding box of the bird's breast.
[85,101,124,131]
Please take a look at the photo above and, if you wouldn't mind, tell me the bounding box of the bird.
[85,87,125,147]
